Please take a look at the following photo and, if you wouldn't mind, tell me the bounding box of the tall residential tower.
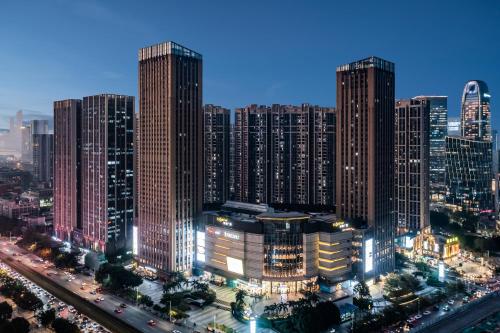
[81,95,134,256]
[138,41,203,273]
[394,98,430,234]
[203,105,231,205]
[54,99,82,242]
[336,56,395,276]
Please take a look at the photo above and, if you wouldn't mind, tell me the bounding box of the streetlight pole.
[169,300,172,322]
[213,314,216,331]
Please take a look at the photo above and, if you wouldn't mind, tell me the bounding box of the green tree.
[0,301,13,322]
[138,295,154,307]
[38,308,56,327]
[14,291,43,311]
[353,281,372,311]
[234,289,247,311]
[52,318,81,333]
[430,211,450,229]
[11,317,30,333]
[95,264,142,291]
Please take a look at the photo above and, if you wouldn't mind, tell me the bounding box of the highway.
[411,292,500,333]
[0,239,191,333]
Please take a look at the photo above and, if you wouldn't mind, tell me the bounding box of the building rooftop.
[336,56,394,73]
[139,41,202,61]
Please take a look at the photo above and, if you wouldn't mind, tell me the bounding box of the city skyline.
[0,0,499,129]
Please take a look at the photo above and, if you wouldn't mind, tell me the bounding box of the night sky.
[0,0,498,128]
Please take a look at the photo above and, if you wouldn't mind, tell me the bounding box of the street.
[0,239,192,333]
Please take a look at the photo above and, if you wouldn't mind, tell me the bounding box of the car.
[90,291,96,295]
[148,320,156,326]
[120,303,127,308]
[94,298,101,303]
[443,305,450,312]
[172,330,182,333]
[423,311,431,316]
[98,297,104,301]
[448,300,455,305]
[114,308,123,314]
[414,314,422,320]
[58,302,65,307]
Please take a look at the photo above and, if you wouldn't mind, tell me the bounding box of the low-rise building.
[196,201,353,294]
[0,198,39,219]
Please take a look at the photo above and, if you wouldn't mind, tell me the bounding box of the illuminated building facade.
[414,230,460,260]
[233,104,335,207]
[32,133,53,185]
[461,80,491,142]
[54,99,82,242]
[81,95,134,256]
[196,201,352,294]
[394,99,430,234]
[445,137,493,213]
[336,56,395,275]
[138,41,203,273]
[414,96,447,200]
[445,80,493,214]
[203,105,231,204]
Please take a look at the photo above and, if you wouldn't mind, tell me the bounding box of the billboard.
[196,231,206,262]
[364,238,373,273]
[227,256,244,275]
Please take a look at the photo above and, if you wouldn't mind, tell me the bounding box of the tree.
[395,252,408,269]
[430,211,450,229]
[353,281,372,311]
[138,295,154,307]
[95,264,143,291]
[14,291,43,311]
[38,308,56,327]
[11,317,30,333]
[52,318,81,333]
[0,301,13,322]
[234,289,247,311]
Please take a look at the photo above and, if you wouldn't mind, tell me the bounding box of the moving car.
[148,320,157,326]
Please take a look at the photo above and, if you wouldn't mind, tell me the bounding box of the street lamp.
[213,314,216,331]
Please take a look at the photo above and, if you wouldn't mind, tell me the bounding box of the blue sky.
[0,0,499,128]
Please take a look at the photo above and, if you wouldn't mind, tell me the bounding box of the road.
[0,239,192,333]
[411,292,500,333]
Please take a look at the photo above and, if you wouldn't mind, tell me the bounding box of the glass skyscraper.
[415,96,447,200]
[461,80,491,142]
[445,80,493,213]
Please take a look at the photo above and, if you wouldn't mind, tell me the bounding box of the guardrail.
[410,291,500,333]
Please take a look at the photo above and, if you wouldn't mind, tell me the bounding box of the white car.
[448,299,455,305]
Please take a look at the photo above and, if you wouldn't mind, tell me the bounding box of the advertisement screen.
[196,231,206,262]
[132,226,138,255]
[226,256,244,275]
[364,238,373,273]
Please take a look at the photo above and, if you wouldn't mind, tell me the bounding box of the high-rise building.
[138,41,203,273]
[233,104,335,207]
[203,105,230,205]
[54,99,82,242]
[21,122,32,162]
[394,99,430,234]
[447,117,461,137]
[336,56,395,276]
[81,95,134,256]
[234,105,272,204]
[414,96,447,200]
[32,133,53,185]
[31,119,49,135]
[445,137,492,213]
[445,80,493,213]
[461,80,491,142]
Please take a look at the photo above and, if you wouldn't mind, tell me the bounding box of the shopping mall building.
[195,201,354,294]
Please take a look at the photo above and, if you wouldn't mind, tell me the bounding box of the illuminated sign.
[216,216,233,227]
[196,231,206,262]
[434,243,439,253]
[364,238,373,273]
[446,237,458,244]
[207,226,221,237]
[223,231,240,240]
[132,226,138,255]
[438,261,445,282]
[226,256,244,275]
